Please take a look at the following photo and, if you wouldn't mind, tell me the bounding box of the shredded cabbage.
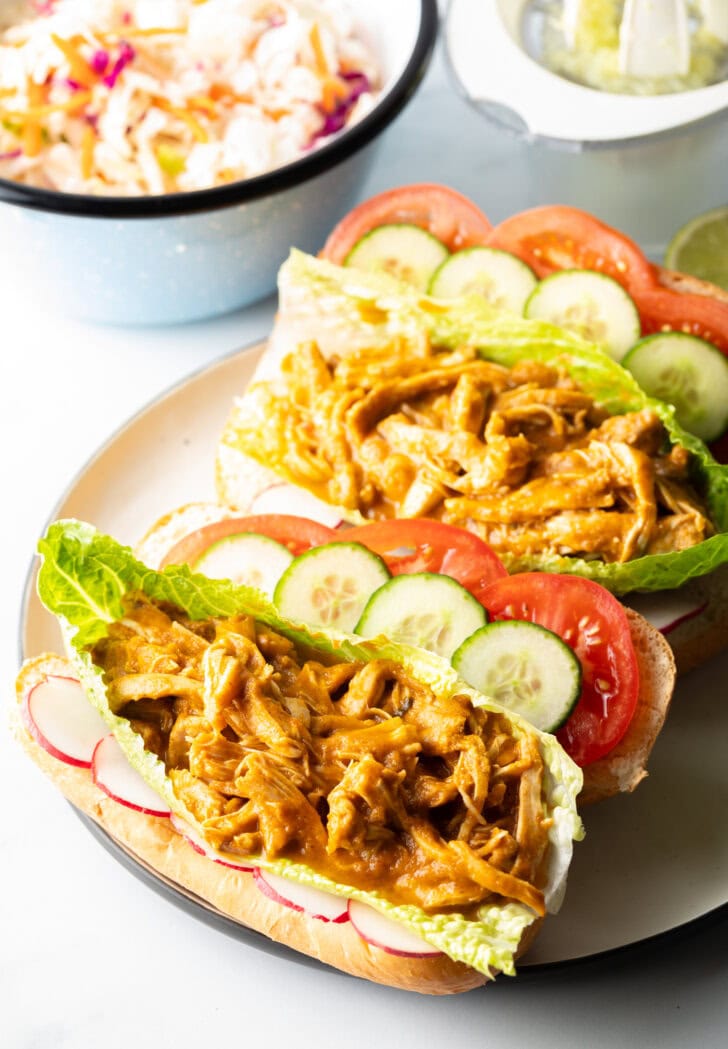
[0,0,380,194]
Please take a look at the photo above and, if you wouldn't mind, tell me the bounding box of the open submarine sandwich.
[135,502,675,807]
[214,249,728,677]
[14,520,586,995]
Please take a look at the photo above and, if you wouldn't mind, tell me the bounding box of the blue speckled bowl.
[0,0,437,325]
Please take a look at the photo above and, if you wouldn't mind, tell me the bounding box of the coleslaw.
[0,0,380,195]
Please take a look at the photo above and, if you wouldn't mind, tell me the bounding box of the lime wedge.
[664,205,728,291]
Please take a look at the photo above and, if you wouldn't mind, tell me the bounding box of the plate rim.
[17,334,266,667]
[18,336,728,980]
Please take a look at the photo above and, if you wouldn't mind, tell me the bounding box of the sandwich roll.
[14,519,586,995]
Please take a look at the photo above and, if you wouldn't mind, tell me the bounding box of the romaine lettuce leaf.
[266,251,728,594]
[37,519,583,979]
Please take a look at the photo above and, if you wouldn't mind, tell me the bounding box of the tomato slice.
[486,204,728,358]
[480,573,639,767]
[161,515,340,566]
[320,183,493,264]
[635,284,728,354]
[486,205,657,294]
[343,519,507,602]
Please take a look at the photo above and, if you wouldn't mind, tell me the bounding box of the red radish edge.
[625,594,708,635]
[347,900,442,957]
[254,868,349,923]
[22,675,107,768]
[250,483,344,529]
[92,735,171,818]
[216,856,256,872]
[659,601,708,636]
[169,814,254,871]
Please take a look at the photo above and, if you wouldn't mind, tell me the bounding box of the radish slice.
[22,676,108,768]
[348,900,442,957]
[254,869,349,922]
[92,735,171,817]
[169,814,254,871]
[624,593,707,635]
[170,814,208,856]
[250,483,344,529]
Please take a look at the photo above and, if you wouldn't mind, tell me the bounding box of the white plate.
[21,340,728,970]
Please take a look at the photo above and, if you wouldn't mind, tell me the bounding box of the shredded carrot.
[27,79,46,106]
[80,124,95,179]
[320,79,335,114]
[21,120,42,157]
[20,78,45,157]
[330,76,351,101]
[155,98,208,142]
[0,91,93,120]
[320,75,348,114]
[187,95,218,118]
[121,27,186,38]
[209,84,253,105]
[309,23,329,77]
[51,34,97,88]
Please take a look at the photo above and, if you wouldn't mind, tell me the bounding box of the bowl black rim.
[0,0,439,219]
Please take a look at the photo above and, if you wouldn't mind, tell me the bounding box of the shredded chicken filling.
[235,341,713,563]
[92,596,552,917]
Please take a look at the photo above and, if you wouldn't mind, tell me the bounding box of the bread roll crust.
[656,267,728,304]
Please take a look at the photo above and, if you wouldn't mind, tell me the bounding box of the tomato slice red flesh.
[480,573,640,767]
[486,205,657,294]
[320,183,493,263]
[343,519,507,602]
[636,284,728,354]
[161,515,340,566]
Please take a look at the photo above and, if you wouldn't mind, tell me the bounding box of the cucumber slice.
[344,224,449,290]
[428,247,538,314]
[622,332,728,442]
[524,269,641,361]
[273,541,390,633]
[355,573,487,659]
[451,621,581,733]
[193,533,293,597]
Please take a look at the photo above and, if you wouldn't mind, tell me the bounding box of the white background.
[2,35,727,1049]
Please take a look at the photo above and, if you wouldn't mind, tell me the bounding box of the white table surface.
[2,40,727,1049]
